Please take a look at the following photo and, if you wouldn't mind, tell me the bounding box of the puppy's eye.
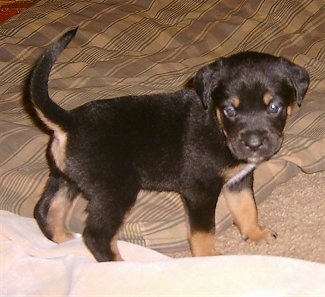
[267,103,282,114]
[223,106,237,118]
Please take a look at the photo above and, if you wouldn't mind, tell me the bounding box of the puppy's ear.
[281,59,310,106]
[194,59,223,109]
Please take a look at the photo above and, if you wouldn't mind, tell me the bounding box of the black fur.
[28,29,309,261]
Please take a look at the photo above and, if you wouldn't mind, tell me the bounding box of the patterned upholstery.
[0,0,324,252]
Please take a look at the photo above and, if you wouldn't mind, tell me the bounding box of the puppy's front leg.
[223,184,277,242]
[182,184,222,257]
[190,229,217,257]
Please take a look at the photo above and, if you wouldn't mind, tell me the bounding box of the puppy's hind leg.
[83,175,140,262]
[34,172,80,243]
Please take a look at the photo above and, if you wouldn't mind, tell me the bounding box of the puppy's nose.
[241,132,264,151]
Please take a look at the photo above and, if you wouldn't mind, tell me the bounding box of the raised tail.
[29,28,78,130]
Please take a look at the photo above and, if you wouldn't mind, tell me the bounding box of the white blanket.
[1,210,324,296]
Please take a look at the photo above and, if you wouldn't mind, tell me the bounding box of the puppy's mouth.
[227,130,283,164]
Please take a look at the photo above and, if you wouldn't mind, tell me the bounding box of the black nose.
[241,132,264,151]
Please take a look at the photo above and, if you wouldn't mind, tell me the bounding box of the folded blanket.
[1,210,324,296]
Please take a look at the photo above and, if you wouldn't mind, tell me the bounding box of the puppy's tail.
[29,28,77,131]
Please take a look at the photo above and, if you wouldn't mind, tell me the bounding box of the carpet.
[167,170,325,263]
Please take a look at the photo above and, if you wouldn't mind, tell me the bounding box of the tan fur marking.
[183,202,219,257]
[216,108,227,136]
[223,188,274,242]
[51,131,68,171]
[263,92,273,105]
[287,105,292,116]
[65,193,88,230]
[36,109,67,171]
[231,96,240,108]
[47,185,75,243]
[111,233,123,261]
[216,108,222,125]
[190,231,217,257]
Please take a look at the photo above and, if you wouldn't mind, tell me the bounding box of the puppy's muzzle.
[228,129,282,164]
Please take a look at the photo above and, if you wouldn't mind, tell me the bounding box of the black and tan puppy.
[28,28,309,261]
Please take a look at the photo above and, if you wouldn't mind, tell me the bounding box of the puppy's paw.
[243,227,277,243]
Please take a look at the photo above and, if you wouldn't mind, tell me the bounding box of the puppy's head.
[194,51,309,163]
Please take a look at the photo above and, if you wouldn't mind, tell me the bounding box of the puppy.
[28,28,309,261]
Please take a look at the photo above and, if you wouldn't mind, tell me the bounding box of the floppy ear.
[282,59,310,106]
[193,59,224,109]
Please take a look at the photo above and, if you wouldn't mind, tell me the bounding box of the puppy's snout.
[241,131,265,151]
